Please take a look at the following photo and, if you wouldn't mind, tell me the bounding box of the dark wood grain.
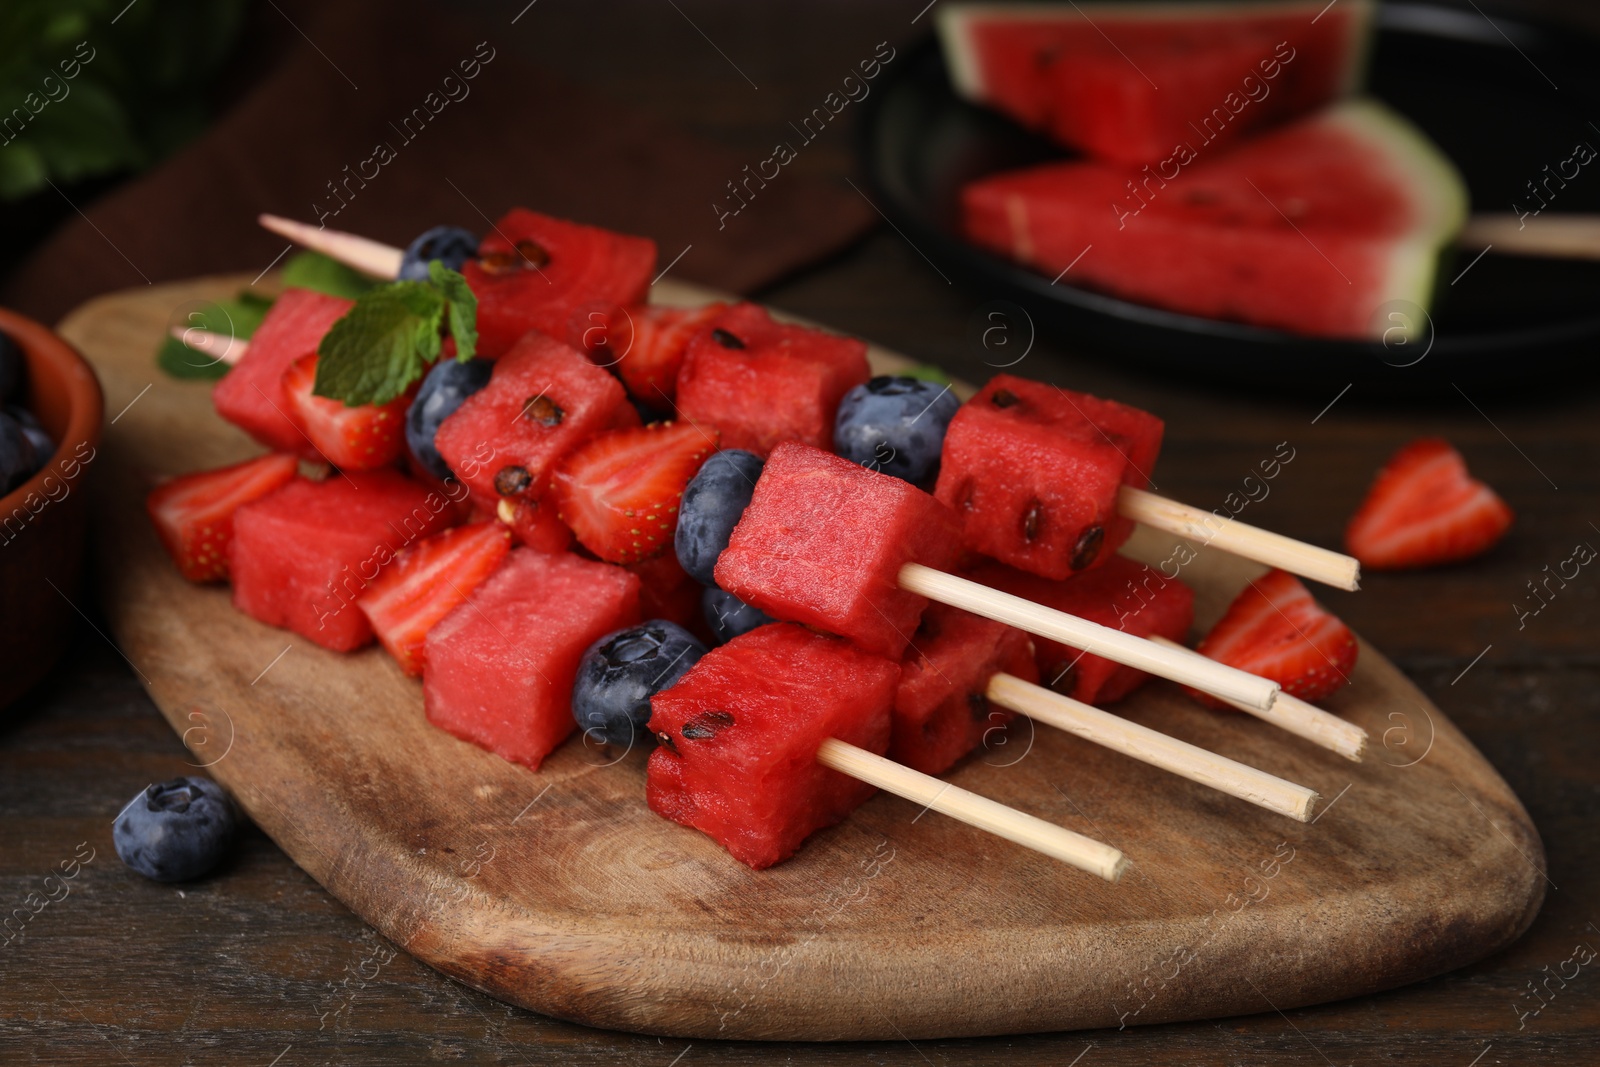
[5,0,1600,1061]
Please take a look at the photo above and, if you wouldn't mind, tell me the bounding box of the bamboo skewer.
[1150,636,1367,762]
[255,213,1367,591]
[259,213,405,279]
[985,673,1319,822]
[1118,487,1360,592]
[899,563,1280,712]
[816,738,1127,879]
[170,327,248,366]
[1458,214,1600,260]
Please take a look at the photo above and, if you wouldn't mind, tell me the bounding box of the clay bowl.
[0,307,104,709]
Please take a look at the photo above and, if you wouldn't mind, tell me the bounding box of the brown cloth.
[1,1,877,324]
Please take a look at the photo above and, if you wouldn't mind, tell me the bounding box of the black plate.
[859,2,1600,396]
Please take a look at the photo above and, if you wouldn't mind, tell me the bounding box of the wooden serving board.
[62,275,1546,1041]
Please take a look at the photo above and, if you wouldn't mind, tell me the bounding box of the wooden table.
[4,2,1598,1063]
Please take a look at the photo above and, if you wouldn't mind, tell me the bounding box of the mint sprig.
[313,263,477,406]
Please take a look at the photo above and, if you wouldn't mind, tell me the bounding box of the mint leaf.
[314,282,444,406]
[429,261,478,361]
[898,363,954,386]
[282,250,381,299]
[155,292,274,380]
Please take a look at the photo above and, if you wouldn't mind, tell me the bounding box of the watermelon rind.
[937,0,1378,104]
[1325,98,1468,336]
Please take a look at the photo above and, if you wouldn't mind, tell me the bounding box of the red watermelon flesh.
[961,100,1468,339]
[494,494,573,554]
[676,303,870,456]
[971,554,1194,705]
[463,209,656,358]
[934,374,1162,581]
[433,332,636,506]
[229,469,459,651]
[646,623,898,869]
[892,603,1037,776]
[715,443,964,659]
[212,288,352,455]
[423,549,641,770]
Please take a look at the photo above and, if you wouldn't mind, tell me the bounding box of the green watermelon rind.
[1324,99,1469,330]
[937,0,1378,104]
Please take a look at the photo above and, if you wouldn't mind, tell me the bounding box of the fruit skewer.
[174,314,1285,715]
[257,213,1361,592]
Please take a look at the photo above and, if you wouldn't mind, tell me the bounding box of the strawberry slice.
[355,521,511,675]
[550,422,717,563]
[1345,438,1514,569]
[282,354,411,470]
[1195,569,1358,705]
[146,453,299,582]
[568,302,729,406]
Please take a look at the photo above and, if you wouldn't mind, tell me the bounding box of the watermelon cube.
[229,469,459,651]
[494,494,573,554]
[423,549,642,770]
[646,623,899,869]
[933,374,1163,581]
[893,603,1038,775]
[715,443,963,659]
[676,303,870,456]
[971,555,1194,705]
[937,0,1375,164]
[212,288,352,455]
[463,209,657,358]
[433,332,637,505]
[626,549,702,632]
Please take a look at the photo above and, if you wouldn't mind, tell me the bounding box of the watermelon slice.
[971,555,1194,705]
[937,0,1375,163]
[228,470,459,651]
[934,375,1162,581]
[714,443,964,659]
[893,604,1037,775]
[961,100,1468,339]
[423,549,642,770]
[212,289,352,455]
[462,209,657,358]
[676,303,871,457]
[646,623,899,869]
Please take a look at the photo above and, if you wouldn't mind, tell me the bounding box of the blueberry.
[406,357,493,479]
[398,225,479,281]
[674,449,764,586]
[702,586,774,645]
[0,411,37,494]
[573,621,707,748]
[0,331,20,403]
[113,777,237,882]
[834,376,960,490]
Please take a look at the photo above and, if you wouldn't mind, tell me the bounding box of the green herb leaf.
[429,260,478,361]
[314,283,444,406]
[154,292,274,380]
[898,363,954,386]
[281,250,381,299]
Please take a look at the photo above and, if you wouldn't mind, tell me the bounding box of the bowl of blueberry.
[0,306,103,709]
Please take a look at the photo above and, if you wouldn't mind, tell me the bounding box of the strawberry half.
[1195,569,1358,705]
[146,453,299,582]
[355,521,511,675]
[1345,438,1514,570]
[551,422,717,563]
[282,354,411,470]
[568,302,729,406]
